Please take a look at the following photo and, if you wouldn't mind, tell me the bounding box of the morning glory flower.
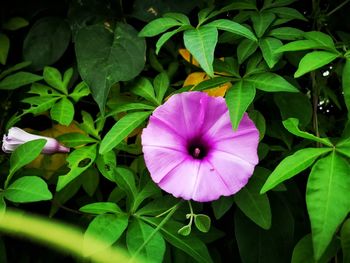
[2,127,70,154]
[141,92,259,202]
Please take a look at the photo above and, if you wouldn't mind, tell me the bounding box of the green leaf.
[235,198,294,263]
[131,78,159,106]
[306,152,350,260]
[237,39,259,64]
[211,196,234,219]
[336,136,350,158]
[194,214,211,233]
[3,17,29,30]
[0,61,31,80]
[62,68,73,88]
[342,58,350,116]
[139,17,182,37]
[178,225,192,236]
[283,118,333,146]
[79,111,99,138]
[155,25,191,54]
[153,72,169,103]
[23,17,71,70]
[75,23,146,112]
[126,219,166,263]
[82,168,99,197]
[70,82,90,102]
[133,181,160,212]
[235,167,272,229]
[341,219,350,263]
[259,37,283,68]
[248,110,266,140]
[43,66,66,94]
[9,139,46,177]
[22,96,59,115]
[291,234,338,263]
[261,147,332,193]
[276,39,324,53]
[83,214,128,256]
[0,72,43,90]
[251,12,275,37]
[114,167,138,205]
[57,144,97,191]
[106,103,155,118]
[96,151,117,182]
[57,133,97,147]
[136,196,178,217]
[99,111,151,154]
[274,92,312,128]
[206,19,257,41]
[142,217,213,263]
[50,97,75,126]
[225,80,256,129]
[4,176,52,203]
[268,27,304,40]
[183,26,218,77]
[294,51,339,78]
[192,76,233,91]
[163,12,191,25]
[269,7,307,21]
[245,72,298,92]
[304,31,337,51]
[79,202,122,214]
[0,34,10,65]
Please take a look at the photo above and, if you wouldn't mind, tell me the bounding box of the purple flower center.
[187,137,210,159]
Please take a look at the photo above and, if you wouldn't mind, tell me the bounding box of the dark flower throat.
[187,138,209,159]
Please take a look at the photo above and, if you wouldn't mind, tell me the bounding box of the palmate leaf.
[75,23,146,112]
[342,58,350,116]
[138,17,183,37]
[237,39,259,64]
[244,72,298,92]
[156,25,192,54]
[276,39,325,53]
[4,176,52,203]
[79,202,123,215]
[259,37,283,68]
[0,72,43,90]
[206,19,257,42]
[50,97,75,126]
[260,147,332,193]
[131,77,159,106]
[304,31,337,51]
[282,118,333,146]
[184,26,218,77]
[57,144,97,191]
[83,214,129,256]
[126,218,166,263]
[251,12,275,37]
[306,152,350,260]
[225,80,256,130]
[99,111,151,154]
[294,51,340,78]
[43,66,67,94]
[9,139,46,178]
[268,27,304,40]
[142,217,213,263]
[341,219,350,263]
[235,167,272,229]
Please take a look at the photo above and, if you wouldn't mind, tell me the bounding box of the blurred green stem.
[327,0,350,16]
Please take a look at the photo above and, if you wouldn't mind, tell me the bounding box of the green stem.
[311,72,321,147]
[327,0,350,16]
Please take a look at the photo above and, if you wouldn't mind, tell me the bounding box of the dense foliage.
[1,0,350,262]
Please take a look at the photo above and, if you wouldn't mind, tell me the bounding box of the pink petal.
[150,92,207,139]
[158,159,200,200]
[207,150,256,194]
[143,146,187,183]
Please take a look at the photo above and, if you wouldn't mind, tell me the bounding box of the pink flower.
[141,92,259,202]
[2,127,70,154]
